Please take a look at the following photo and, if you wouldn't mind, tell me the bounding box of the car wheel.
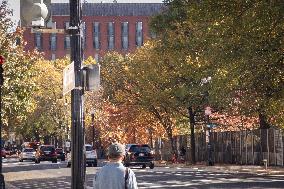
[142,164,146,169]
[52,159,57,163]
[149,163,154,169]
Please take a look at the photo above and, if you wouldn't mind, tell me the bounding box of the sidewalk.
[154,160,284,175]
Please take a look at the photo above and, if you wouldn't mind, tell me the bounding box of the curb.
[154,162,284,174]
[5,182,20,189]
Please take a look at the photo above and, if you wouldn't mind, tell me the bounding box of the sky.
[5,0,163,23]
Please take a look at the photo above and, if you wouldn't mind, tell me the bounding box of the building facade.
[23,3,164,60]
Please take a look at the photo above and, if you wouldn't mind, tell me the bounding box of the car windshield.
[23,148,34,152]
[129,145,151,153]
[41,146,54,151]
[85,146,93,151]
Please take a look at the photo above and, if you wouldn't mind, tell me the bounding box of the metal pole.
[0,84,5,189]
[69,0,85,188]
[206,114,213,166]
[91,113,95,147]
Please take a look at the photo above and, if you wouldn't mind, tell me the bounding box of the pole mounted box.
[20,0,51,28]
[82,64,100,92]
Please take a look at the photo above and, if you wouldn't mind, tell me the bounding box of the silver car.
[67,144,98,167]
[19,148,36,162]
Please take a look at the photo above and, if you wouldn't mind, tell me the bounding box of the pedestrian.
[93,142,138,189]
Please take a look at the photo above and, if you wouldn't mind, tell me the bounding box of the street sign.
[206,130,209,143]
[31,28,65,34]
[205,106,212,115]
[82,64,100,92]
[63,62,75,95]
[65,141,70,148]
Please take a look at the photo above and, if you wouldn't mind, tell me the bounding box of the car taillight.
[51,152,57,156]
[131,154,136,160]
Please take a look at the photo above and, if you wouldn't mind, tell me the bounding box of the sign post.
[69,0,85,188]
[63,62,75,95]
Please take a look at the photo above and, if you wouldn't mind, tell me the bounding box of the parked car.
[1,149,6,158]
[19,148,36,162]
[67,144,97,167]
[124,144,155,169]
[55,148,65,161]
[125,144,136,153]
[35,145,57,163]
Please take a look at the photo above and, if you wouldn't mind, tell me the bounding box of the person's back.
[93,143,138,189]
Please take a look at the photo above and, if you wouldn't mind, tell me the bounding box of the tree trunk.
[150,106,176,155]
[259,112,270,153]
[188,106,196,164]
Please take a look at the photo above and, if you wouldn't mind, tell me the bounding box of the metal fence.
[154,128,284,166]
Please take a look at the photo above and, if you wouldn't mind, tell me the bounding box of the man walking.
[93,142,138,189]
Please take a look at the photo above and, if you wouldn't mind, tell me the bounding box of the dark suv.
[124,144,154,169]
[55,148,65,161]
[35,145,57,163]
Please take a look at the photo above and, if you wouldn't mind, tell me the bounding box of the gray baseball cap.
[108,143,126,158]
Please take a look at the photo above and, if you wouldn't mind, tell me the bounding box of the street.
[2,158,284,189]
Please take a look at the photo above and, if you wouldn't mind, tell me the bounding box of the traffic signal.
[20,0,51,28]
[0,55,4,86]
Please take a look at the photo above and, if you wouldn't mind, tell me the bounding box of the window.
[93,22,100,50]
[150,30,157,39]
[136,21,143,47]
[35,32,42,50]
[108,22,115,50]
[51,54,56,61]
[121,22,128,50]
[82,22,86,49]
[64,22,70,50]
[94,54,99,62]
[50,33,57,51]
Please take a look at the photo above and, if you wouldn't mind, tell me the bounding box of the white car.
[19,148,36,162]
[67,144,97,167]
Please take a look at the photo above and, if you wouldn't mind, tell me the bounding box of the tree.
[22,58,70,144]
[151,0,284,128]
[0,0,43,142]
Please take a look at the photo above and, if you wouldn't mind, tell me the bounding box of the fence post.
[245,130,248,164]
[267,129,269,166]
[274,129,276,166]
[252,131,254,165]
[281,130,284,166]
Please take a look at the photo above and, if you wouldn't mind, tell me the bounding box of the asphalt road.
[2,158,284,189]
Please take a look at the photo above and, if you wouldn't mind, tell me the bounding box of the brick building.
[23,3,164,60]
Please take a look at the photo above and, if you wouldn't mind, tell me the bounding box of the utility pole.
[69,0,86,188]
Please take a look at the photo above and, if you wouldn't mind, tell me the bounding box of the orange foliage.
[92,100,165,148]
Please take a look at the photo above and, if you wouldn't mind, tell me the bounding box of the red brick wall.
[23,15,152,60]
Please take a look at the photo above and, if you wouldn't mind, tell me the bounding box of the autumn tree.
[93,52,166,148]
[151,0,284,128]
[0,0,43,142]
[21,58,71,145]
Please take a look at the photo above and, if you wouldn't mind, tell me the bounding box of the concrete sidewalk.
[154,160,284,175]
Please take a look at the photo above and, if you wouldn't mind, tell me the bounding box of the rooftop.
[52,3,165,16]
